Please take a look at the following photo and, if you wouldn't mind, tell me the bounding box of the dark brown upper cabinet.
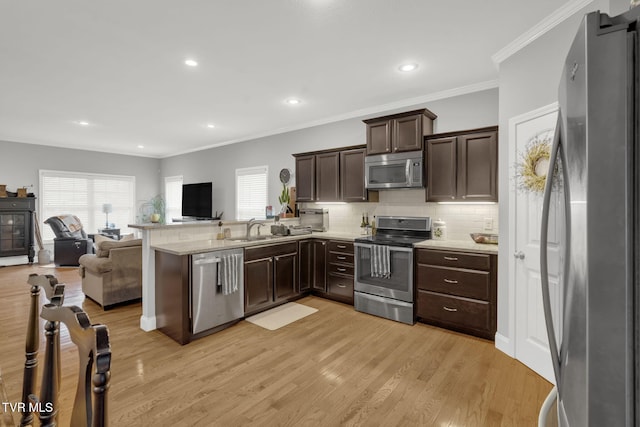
[340,148,368,202]
[294,155,316,202]
[294,145,378,203]
[363,109,437,155]
[315,152,340,201]
[425,126,498,202]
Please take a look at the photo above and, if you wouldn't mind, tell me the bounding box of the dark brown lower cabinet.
[325,240,354,304]
[415,248,497,340]
[299,239,326,292]
[244,242,299,316]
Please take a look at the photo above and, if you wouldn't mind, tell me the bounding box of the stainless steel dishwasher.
[191,248,244,334]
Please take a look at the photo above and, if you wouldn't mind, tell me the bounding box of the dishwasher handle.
[193,257,221,265]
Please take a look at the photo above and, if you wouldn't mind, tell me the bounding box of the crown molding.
[492,0,595,66]
[164,79,499,158]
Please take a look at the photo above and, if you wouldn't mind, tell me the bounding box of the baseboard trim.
[494,332,514,357]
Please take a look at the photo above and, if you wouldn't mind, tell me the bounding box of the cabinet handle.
[443,256,458,261]
[269,258,273,263]
[337,245,346,249]
[337,256,346,260]
[337,267,347,272]
[443,278,458,284]
[443,306,458,312]
[336,284,347,288]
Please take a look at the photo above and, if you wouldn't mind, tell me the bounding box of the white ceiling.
[0,0,569,158]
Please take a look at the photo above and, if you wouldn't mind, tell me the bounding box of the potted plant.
[278,183,291,217]
[149,195,165,223]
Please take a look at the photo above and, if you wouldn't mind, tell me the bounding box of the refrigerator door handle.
[540,114,564,390]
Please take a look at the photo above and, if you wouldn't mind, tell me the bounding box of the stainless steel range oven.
[354,216,431,324]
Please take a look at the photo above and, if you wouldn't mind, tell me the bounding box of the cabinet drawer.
[416,249,490,270]
[245,242,298,262]
[327,263,354,276]
[416,265,489,301]
[328,252,354,266]
[0,198,35,211]
[328,240,353,254]
[327,274,353,299]
[417,290,491,334]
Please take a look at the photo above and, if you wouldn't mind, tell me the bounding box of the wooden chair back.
[20,274,111,427]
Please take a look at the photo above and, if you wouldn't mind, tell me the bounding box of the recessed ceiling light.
[137,145,144,149]
[207,124,215,129]
[285,98,301,105]
[185,59,198,67]
[398,63,418,72]
[77,121,90,126]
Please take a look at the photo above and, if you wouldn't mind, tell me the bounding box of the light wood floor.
[0,264,552,426]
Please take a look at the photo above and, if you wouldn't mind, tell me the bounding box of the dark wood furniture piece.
[20,273,111,427]
[415,248,497,340]
[54,239,91,266]
[299,239,327,293]
[363,109,437,155]
[425,126,498,202]
[244,242,299,316]
[293,145,378,203]
[0,197,35,263]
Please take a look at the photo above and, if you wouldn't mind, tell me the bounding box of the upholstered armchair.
[78,238,142,309]
[44,215,92,266]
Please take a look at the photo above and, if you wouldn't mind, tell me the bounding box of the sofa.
[78,237,142,309]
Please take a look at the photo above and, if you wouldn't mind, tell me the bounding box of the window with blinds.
[39,170,136,242]
[236,166,268,220]
[164,175,183,223]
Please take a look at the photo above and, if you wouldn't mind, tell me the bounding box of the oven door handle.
[354,242,413,253]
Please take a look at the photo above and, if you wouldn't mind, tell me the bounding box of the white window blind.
[39,170,135,242]
[236,166,268,220]
[164,175,183,223]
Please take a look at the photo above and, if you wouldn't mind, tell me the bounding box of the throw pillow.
[94,234,114,245]
[120,233,135,241]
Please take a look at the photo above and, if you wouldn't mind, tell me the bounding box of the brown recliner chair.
[78,238,142,309]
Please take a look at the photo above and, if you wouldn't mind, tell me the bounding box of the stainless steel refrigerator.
[539,6,639,426]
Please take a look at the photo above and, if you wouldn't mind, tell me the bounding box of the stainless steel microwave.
[364,151,424,189]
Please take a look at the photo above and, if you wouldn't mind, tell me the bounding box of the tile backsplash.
[303,188,499,241]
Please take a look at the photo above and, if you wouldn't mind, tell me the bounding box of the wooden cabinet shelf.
[425,126,498,202]
[364,109,437,155]
[415,248,497,340]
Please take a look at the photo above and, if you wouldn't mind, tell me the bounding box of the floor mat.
[245,302,318,331]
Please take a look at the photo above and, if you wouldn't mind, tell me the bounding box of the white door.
[509,104,563,384]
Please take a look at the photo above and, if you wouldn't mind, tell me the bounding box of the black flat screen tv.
[181,182,213,219]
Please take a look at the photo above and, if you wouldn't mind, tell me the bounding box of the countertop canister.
[432,219,447,240]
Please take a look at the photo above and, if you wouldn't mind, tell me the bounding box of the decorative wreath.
[517,130,553,193]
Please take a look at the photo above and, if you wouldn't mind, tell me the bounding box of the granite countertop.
[414,239,498,254]
[151,231,360,256]
[152,231,498,256]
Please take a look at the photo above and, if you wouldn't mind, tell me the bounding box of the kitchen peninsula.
[129,220,359,332]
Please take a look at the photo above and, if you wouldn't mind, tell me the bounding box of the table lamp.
[102,203,113,228]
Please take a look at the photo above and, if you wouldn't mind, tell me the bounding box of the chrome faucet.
[246,218,264,239]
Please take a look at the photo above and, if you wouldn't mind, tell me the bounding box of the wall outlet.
[483,218,493,231]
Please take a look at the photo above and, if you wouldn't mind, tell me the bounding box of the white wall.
[160,88,499,221]
[496,0,628,349]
